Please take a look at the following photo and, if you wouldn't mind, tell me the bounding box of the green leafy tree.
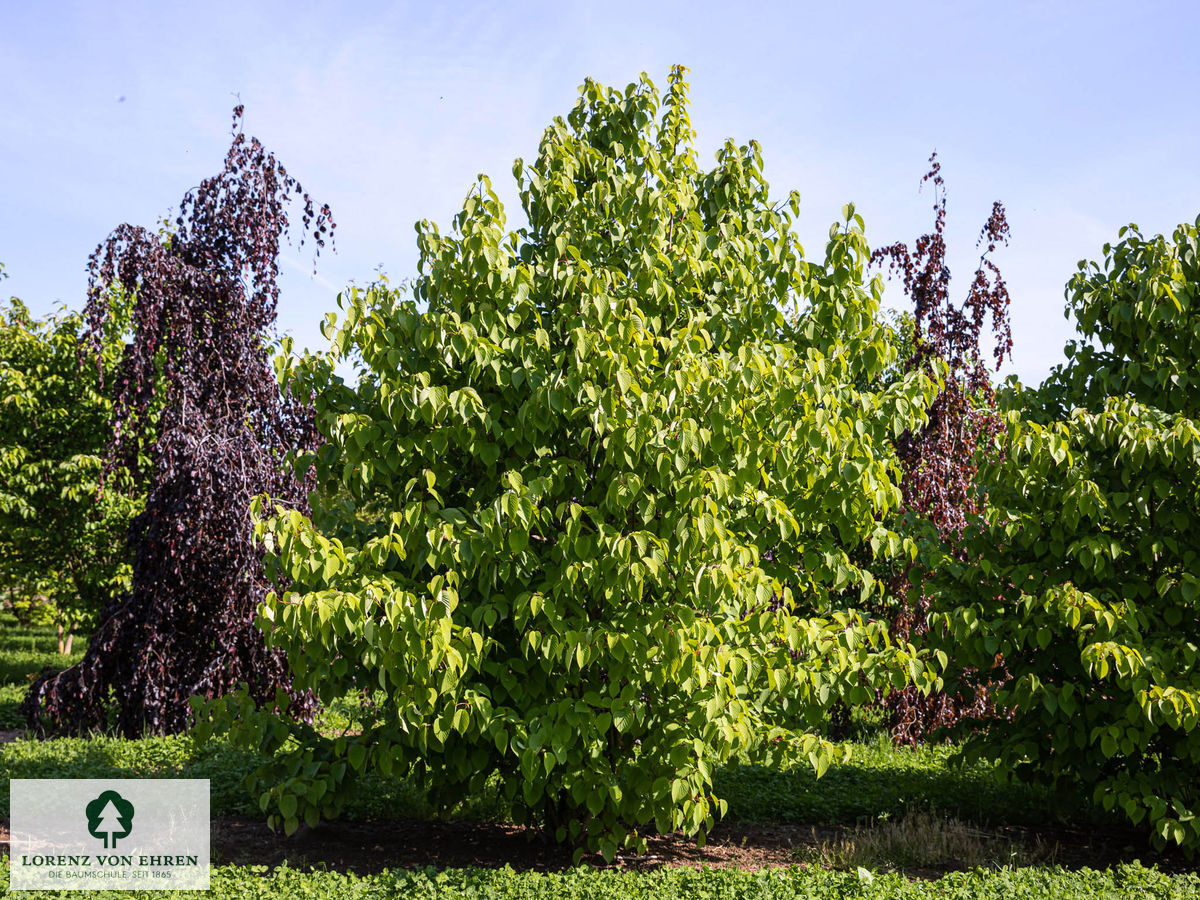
[196,67,938,860]
[931,216,1200,850]
[0,293,141,654]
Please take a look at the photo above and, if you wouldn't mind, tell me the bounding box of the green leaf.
[509,529,529,553]
[278,793,297,819]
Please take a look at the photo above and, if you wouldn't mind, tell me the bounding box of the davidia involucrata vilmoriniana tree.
[195,67,939,860]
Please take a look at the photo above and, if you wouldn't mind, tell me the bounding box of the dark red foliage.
[23,108,332,736]
[872,154,1011,744]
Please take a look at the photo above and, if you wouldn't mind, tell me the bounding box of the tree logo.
[85,790,134,849]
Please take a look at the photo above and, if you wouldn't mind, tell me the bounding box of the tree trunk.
[57,622,74,656]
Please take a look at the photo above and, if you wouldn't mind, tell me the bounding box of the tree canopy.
[931,216,1200,850]
[0,294,140,652]
[196,67,939,860]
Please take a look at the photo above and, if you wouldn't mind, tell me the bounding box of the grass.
[0,729,475,822]
[0,614,496,823]
[2,860,1199,899]
[796,810,1057,872]
[0,682,27,729]
[0,611,85,729]
[0,725,1086,832]
[0,613,84,686]
[716,731,1095,828]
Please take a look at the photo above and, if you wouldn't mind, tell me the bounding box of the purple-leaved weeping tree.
[23,108,332,736]
[871,154,1013,745]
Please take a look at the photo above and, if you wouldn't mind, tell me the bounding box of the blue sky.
[2,1,1197,385]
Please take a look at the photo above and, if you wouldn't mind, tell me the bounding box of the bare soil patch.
[208,817,804,873]
[174,816,1200,876]
[2,815,1194,878]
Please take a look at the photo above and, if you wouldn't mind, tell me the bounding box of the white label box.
[10,778,209,891]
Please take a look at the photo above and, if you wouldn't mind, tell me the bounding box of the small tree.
[196,68,938,860]
[932,217,1200,850]
[869,156,1012,744]
[0,295,140,654]
[23,108,333,735]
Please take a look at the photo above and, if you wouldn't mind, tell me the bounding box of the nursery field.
[4,66,1200,900]
[3,613,1198,898]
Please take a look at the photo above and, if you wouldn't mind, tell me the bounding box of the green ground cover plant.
[2,860,1198,899]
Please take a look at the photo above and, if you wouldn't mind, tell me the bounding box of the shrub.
[866,157,1013,744]
[932,217,1200,850]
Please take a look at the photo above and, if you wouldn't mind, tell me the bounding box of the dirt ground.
[2,814,1193,877]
